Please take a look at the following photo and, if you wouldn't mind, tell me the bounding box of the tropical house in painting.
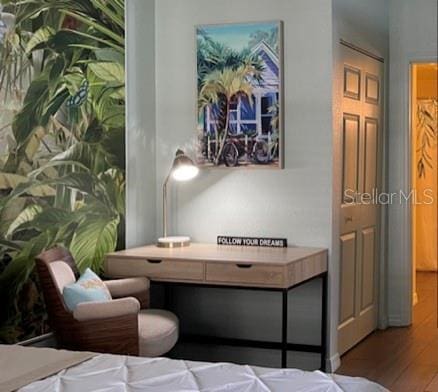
[203,40,280,138]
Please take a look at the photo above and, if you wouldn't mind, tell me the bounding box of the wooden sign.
[217,236,287,248]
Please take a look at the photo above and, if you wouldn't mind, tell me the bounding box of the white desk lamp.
[157,149,199,248]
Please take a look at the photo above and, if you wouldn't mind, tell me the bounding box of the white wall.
[154,0,335,370]
[126,0,402,371]
[333,0,389,57]
[387,0,438,325]
[126,0,157,247]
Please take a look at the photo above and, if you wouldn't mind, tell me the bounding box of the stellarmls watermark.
[344,189,435,205]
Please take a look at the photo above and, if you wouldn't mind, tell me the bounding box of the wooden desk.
[105,243,328,369]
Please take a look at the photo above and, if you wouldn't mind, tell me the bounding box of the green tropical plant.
[0,10,32,105]
[197,29,264,91]
[0,0,125,343]
[198,63,261,165]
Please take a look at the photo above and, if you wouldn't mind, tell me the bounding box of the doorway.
[337,43,384,355]
[411,62,438,317]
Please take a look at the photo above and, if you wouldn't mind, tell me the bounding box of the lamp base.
[157,236,191,248]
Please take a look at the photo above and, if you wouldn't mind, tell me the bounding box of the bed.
[0,345,388,392]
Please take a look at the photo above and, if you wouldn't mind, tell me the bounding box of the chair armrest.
[104,277,150,308]
[73,297,140,322]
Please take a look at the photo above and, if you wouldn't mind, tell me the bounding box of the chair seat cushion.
[63,268,112,311]
[138,309,179,357]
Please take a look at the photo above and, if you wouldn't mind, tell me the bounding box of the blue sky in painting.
[198,22,278,51]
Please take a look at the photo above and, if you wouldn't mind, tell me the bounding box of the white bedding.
[19,353,388,392]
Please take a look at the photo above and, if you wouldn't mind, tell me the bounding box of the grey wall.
[125,0,408,371]
[125,0,437,370]
[333,0,389,56]
[126,0,157,247]
[154,0,334,370]
[387,0,437,325]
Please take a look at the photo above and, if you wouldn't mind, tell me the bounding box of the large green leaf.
[0,173,55,197]
[0,239,23,252]
[49,56,67,89]
[88,62,124,84]
[63,70,86,95]
[26,26,55,53]
[1,170,106,211]
[95,48,124,65]
[82,120,105,144]
[6,205,43,239]
[29,160,90,179]
[70,215,119,273]
[51,143,97,170]
[50,172,95,196]
[12,74,49,147]
[7,206,76,239]
[62,10,124,46]
[41,88,70,124]
[0,198,27,237]
[22,127,47,164]
[101,127,125,170]
[47,29,91,52]
[0,231,55,321]
[99,169,125,216]
[101,104,125,128]
[90,0,124,29]
[65,29,123,54]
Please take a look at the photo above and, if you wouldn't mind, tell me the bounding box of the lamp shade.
[171,149,199,181]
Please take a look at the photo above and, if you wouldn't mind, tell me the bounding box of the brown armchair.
[35,247,178,357]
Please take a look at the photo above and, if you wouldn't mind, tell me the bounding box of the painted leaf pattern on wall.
[0,0,126,343]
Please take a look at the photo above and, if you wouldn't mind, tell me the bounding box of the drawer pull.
[147,259,162,264]
[236,263,253,269]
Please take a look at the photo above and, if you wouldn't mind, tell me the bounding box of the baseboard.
[387,315,407,326]
[378,316,388,330]
[19,333,57,348]
[327,352,341,373]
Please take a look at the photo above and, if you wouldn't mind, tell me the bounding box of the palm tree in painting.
[197,29,264,90]
[198,63,261,165]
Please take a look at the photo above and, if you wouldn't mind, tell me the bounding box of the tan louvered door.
[338,44,383,355]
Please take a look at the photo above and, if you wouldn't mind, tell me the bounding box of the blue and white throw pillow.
[63,268,112,311]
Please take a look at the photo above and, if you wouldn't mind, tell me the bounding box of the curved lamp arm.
[161,149,199,241]
[162,172,171,238]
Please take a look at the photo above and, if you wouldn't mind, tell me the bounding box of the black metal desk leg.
[164,284,172,310]
[320,273,328,371]
[281,289,288,368]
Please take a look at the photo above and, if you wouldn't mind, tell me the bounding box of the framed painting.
[196,21,284,169]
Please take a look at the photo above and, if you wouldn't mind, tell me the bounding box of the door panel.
[363,119,378,195]
[338,44,383,355]
[365,73,380,105]
[344,65,361,100]
[342,114,360,201]
[361,227,375,311]
[340,233,357,324]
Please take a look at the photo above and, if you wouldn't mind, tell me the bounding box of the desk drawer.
[106,258,204,281]
[206,262,284,287]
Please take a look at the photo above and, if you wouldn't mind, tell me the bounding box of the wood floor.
[337,272,438,391]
